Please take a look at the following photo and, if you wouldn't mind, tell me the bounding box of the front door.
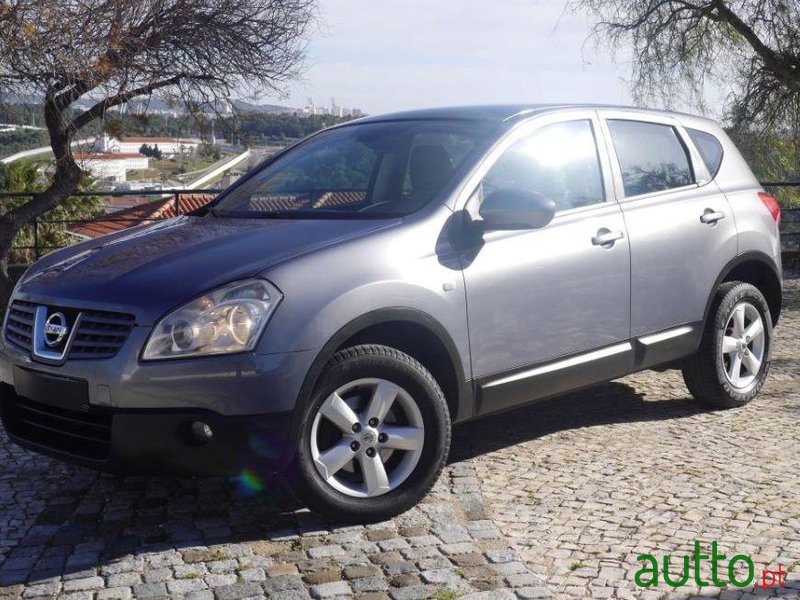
[461,113,632,415]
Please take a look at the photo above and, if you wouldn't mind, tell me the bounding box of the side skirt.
[474,324,701,417]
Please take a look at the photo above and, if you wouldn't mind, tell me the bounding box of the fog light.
[191,421,214,444]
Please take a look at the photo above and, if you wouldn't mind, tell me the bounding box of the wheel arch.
[279,308,473,470]
[704,252,782,328]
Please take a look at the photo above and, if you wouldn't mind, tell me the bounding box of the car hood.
[18,215,399,323]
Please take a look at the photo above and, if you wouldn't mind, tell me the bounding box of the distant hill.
[1,93,298,116]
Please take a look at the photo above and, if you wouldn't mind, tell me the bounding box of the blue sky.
[275,0,633,114]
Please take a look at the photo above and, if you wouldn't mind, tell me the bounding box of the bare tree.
[0,0,314,303]
[572,1,800,130]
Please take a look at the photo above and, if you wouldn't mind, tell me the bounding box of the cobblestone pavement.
[0,410,546,597]
[2,279,798,600]
[461,277,800,599]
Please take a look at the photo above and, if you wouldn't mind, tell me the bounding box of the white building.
[73,151,149,183]
[93,133,200,157]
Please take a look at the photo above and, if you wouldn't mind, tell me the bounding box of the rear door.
[597,111,738,364]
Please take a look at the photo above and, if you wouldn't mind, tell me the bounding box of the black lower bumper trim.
[0,383,292,477]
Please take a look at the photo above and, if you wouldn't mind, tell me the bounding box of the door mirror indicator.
[479,189,556,231]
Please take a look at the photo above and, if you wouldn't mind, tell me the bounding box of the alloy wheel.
[720,301,765,389]
[309,378,425,498]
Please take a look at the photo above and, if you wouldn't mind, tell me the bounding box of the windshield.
[211,120,495,218]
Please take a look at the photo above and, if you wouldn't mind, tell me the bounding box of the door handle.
[591,228,625,247]
[700,208,726,224]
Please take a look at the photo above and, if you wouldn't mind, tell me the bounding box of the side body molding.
[474,323,704,418]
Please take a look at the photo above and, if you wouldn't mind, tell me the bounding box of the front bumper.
[0,331,315,477]
[0,379,293,477]
[0,326,315,415]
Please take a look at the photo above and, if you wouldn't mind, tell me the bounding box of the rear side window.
[607,120,695,197]
[687,128,724,177]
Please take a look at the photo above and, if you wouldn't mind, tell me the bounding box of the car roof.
[350,104,709,125]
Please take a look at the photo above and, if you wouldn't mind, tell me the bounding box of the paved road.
[462,277,800,599]
[0,139,94,165]
[1,278,798,600]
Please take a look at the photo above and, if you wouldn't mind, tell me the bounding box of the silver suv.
[0,105,782,522]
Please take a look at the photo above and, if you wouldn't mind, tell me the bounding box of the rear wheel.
[290,344,451,522]
[682,282,772,408]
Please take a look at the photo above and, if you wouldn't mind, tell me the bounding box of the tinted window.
[481,120,605,212]
[607,120,694,197]
[688,128,724,177]
[213,120,493,218]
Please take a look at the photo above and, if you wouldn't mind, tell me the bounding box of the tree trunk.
[0,221,17,307]
[0,99,83,308]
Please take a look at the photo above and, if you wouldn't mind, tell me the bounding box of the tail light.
[758,192,781,228]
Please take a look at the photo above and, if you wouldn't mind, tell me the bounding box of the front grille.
[4,301,135,360]
[1,393,112,460]
[5,300,35,351]
[70,310,136,359]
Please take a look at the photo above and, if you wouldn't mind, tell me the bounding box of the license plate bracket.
[13,366,90,412]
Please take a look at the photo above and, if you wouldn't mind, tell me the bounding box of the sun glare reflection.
[517,122,595,168]
[236,468,265,494]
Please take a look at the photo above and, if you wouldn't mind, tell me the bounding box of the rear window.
[687,128,724,177]
[607,120,695,197]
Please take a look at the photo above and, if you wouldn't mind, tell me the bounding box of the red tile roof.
[313,190,365,208]
[70,190,367,239]
[249,191,366,212]
[69,194,214,239]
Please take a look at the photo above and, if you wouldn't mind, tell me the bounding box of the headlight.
[142,279,282,360]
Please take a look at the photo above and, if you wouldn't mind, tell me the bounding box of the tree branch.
[710,0,800,88]
[70,74,197,132]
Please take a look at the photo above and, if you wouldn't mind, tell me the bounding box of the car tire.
[682,281,772,408]
[289,344,451,522]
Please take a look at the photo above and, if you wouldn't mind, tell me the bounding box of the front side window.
[607,120,695,197]
[212,120,493,218]
[480,119,606,212]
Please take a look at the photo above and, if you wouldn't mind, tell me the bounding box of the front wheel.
[682,281,773,408]
[290,344,451,522]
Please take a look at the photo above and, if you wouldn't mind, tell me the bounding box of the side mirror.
[479,188,556,231]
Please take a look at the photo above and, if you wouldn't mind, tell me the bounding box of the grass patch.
[206,549,228,562]
[527,493,541,505]
[126,168,162,181]
[236,559,252,572]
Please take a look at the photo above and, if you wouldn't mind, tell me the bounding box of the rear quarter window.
[687,128,724,177]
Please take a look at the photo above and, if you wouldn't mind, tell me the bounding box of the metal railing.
[0,182,797,262]
[0,189,221,260]
[761,182,800,254]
